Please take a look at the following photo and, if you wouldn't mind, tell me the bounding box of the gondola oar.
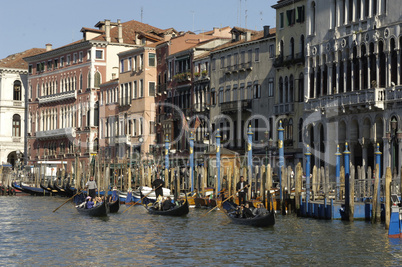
[122,185,163,214]
[202,184,249,217]
[52,191,82,212]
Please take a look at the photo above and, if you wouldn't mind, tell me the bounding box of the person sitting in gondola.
[162,196,175,211]
[243,203,254,219]
[86,197,94,209]
[253,203,267,217]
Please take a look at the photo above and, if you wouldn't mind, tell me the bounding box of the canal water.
[1,196,402,266]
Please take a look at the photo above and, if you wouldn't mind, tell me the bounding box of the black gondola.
[108,199,120,213]
[76,199,109,217]
[223,201,275,227]
[64,181,77,197]
[146,199,189,216]
[17,182,51,196]
[53,181,70,197]
[227,211,275,227]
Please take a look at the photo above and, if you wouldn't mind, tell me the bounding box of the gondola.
[226,211,275,227]
[64,181,77,197]
[53,180,70,197]
[18,182,51,196]
[76,198,109,217]
[146,198,189,216]
[223,201,275,227]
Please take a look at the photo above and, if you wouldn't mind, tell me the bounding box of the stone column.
[351,55,355,91]
[336,60,340,94]
[345,0,350,23]
[383,137,390,179]
[328,63,333,95]
[358,55,362,91]
[398,138,402,178]
[397,49,401,86]
[367,54,371,88]
[375,52,380,88]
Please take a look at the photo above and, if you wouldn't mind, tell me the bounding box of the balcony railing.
[116,135,130,144]
[274,103,294,115]
[36,127,76,140]
[304,87,402,111]
[221,100,252,113]
[38,90,77,105]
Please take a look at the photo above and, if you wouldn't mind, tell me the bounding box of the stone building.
[272,0,307,170]
[24,19,165,172]
[0,48,45,167]
[303,0,402,179]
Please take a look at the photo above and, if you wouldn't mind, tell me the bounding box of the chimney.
[105,19,111,42]
[117,19,123,43]
[246,31,251,41]
[264,26,271,38]
[46,44,52,51]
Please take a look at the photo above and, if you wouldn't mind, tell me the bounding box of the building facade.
[24,19,164,172]
[304,0,402,179]
[0,48,45,167]
[272,0,307,170]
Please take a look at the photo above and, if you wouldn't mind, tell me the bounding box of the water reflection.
[0,196,402,266]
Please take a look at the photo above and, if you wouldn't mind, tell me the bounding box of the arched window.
[300,35,305,58]
[79,73,83,90]
[298,118,303,142]
[12,114,21,137]
[290,38,295,59]
[94,72,101,87]
[87,72,91,89]
[299,72,304,102]
[311,2,316,35]
[289,75,294,102]
[279,77,284,103]
[13,81,21,101]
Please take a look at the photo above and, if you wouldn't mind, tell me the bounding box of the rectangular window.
[287,9,296,26]
[253,82,261,99]
[60,57,64,67]
[133,56,137,71]
[233,84,238,101]
[212,58,216,70]
[255,48,260,61]
[47,60,52,71]
[149,53,156,67]
[268,79,274,97]
[28,64,32,74]
[120,59,124,72]
[269,45,275,58]
[225,86,231,102]
[40,62,45,72]
[248,50,252,63]
[240,83,245,100]
[128,57,132,71]
[219,87,224,104]
[220,57,225,69]
[211,89,216,105]
[36,63,40,72]
[133,81,137,98]
[240,51,245,64]
[280,12,284,28]
[139,79,143,97]
[87,50,91,60]
[150,121,155,134]
[133,119,137,136]
[149,82,155,96]
[96,50,103,59]
[297,6,305,22]
[227,55,231,67]
[67,55,71,65]
[73,53,77,63]
[79,51,83,62]
[139,54,144,70]
[139,118,143,135]
[234,53,239,66]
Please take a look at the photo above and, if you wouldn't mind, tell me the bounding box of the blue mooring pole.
[247,125,253,183]
[335,145,342,200]
[375,143,382,211]
[165,135,170,170]
[190,132,194,193]
[305,145,311,214]
[278,120,284,202]
[216,129,221,195]
[344,142,350,177]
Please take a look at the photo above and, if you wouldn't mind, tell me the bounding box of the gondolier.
[151,173,164,199]
[236,176,248,205]
[85,176,97,199]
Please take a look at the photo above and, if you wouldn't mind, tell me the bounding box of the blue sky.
[0,0,277,59]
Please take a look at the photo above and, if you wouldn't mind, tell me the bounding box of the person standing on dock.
[236,176,249,205]
[152,173,164,199]
[85,176,97,199]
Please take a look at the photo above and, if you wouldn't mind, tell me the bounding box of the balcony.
[36,127,76,140]
[116,135,131,144]
[304,87,400,112]
[274,103,294,115]
[38,90,77,105]
[221,100,252,113]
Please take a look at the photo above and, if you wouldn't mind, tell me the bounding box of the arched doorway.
[7,151,23,169]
